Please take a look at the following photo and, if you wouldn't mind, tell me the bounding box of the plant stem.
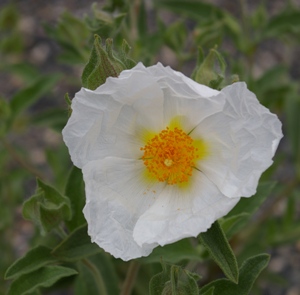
[82,258,108,295]
[239,0,255,76]
[55,225,68,239]
[121,261,140,295]
[239,0,249,36]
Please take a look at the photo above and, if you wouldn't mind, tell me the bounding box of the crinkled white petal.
[62,63,163,168]
[147,62,220,98]
[160,84,225,131]
[82,157,166,261]
[133,171,239,247]
[63,62,225,168]
[193,82,283,198]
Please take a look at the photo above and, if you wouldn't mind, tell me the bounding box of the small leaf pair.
[22,179,71,234]
[81,35,136,90]
[149,261,200,295]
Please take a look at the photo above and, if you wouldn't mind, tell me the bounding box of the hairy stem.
[82,258,108,295]
[121,261,140,295]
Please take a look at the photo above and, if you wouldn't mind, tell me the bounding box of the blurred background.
[1,0,300,294]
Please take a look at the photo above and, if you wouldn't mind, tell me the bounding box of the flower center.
[140,127,199,185]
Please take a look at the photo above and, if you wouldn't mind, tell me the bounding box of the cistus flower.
[62,63,283,261]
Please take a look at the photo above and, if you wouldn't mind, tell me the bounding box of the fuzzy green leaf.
[199,221,238,283]
[75,253,120,295]
[8,266,78,295]
[74,262,102,295]
[200,254,270,295]
[164,21,187,53]
[10,74,60,117]
[220,213,250,239]
[264,10,300,38]
[149,262,200,295]
[81,35,135,90]
[5,245,56,279]
[22,179,71,233]
[192,48,226,88]
[285,94,300,177]
[137,0,147,37]
[52,224,101,261]
[30,108,67,132]
[201,287,214,295]
[140,238,201,264]
[227,181,276,218]
[84,4,126,39]
[155,0,223,21]
[149,262,171,295]
[44,11,90,64]
[64,166,86,231]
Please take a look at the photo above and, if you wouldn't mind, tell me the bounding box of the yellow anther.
[141,127,200,185]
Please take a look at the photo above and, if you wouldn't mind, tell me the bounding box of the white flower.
[62,63,283,261]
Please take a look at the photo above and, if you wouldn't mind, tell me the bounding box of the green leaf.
[0,62,39,83]
[220,213,250,239]
[22,179,71,233]
[155,0,223,21]
[194,20,223,49]
[44,145,70,191]
[283,194,296,229]
[52,224,101,261]
[201,287,214,295]
[264,9,300,38]
[180,268,200,295]
[0,4,19,29]
[44,11,90,64]
[164,21,187,54]
[285,94,300,177]
[227,181,276,218]
[0,98,11,135]
[251,4,267,29]
[149,262,170,295]
[75,253,120,295]
[84,4,126,39]
[74,262,101,295]
[137,0,147,37]
[149,262,200,295]
[268,222,300,246]
[199,221,238,283]
[140,238,201,264]
[30,108,67,132]
[192,48,226,88]
[200,254,270,295]
[81,35,135,90]
[10,74,61,118]
[5,245,56,279]
[64,166,86,231]
[254,65,288,96]
[8,266,78,295]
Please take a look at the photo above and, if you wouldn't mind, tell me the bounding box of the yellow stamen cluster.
[140,127,199,184]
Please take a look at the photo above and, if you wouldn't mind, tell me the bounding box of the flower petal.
[147,62,220,98]
[82,157,165,261]
[133,171,239,247]
[161,85,225,131]
[62,63,164,168]
[193,82,283,198]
